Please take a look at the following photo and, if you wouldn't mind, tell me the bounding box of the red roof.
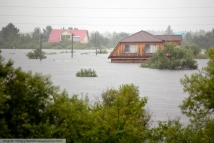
[48,29,88,42]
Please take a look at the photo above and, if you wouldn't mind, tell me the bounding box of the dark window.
[125,45,137,53]
[145,44,157,53]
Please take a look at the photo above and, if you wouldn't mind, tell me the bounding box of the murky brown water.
[1,49,208,124]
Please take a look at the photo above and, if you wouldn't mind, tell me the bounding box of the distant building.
[174,31,187,36]
[48,29,89,43]
[108,30,182,63]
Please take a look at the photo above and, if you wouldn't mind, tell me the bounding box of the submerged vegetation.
[76,68,97,77]
[141,43,198,70]
[26,48,46,59]
[97,49,108,54]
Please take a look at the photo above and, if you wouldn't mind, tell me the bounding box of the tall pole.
[71,34,73,58]
[95,32,97,55]
[40,34,42,61]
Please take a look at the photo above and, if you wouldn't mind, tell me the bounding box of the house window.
[66,35,70,39]
[61,35,71,41]
[125,45,137,53]
[145,44,158,53]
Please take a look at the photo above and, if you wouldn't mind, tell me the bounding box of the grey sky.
[0,0,214,34]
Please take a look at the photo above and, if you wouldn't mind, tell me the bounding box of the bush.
[26,48,46,59]
[195,54,208,59]
[97,49,108,54]
[76,68,97,77]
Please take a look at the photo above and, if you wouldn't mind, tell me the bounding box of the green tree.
[165,25,173,35]
[148,48,214,143]
[0,56,59,137]
[182,32,195,46]
[184,44,201,56]
[43,25,52,42]
[180,47,214,124]
[46,93,92,142]
[109,32,129,48]
[0,23,20,41]
[32,27,41,41]
[91,84,151,142]
[193,29,214,49]
[141,43,198,69]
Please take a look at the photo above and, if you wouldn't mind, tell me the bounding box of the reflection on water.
[1,49,209,124]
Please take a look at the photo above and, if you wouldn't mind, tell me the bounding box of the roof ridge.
[142,31,163,41]
[119,30,144,42]
[155,35,182,36]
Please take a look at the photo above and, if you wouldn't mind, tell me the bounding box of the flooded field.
[1,49,208,124]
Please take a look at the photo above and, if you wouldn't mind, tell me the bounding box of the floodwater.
[1,49,209,125]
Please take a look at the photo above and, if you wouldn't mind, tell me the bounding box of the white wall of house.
[60,31,71,41]
[83,34,89,43]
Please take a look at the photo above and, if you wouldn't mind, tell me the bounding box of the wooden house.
[108,30,182,63]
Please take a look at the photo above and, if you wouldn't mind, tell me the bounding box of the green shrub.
[140,43,198,70]
[195,54,208,59]
[45,52,57,55]
[26,48,46,59]
[97,49,108,54]
[60,51,70,53]
[76,68,97,77]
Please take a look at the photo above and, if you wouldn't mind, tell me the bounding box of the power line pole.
[71,34,73,58]
[95,32,97,55]
[40,34,42,61]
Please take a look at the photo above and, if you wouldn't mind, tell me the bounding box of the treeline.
[1,23,214,50]
[182,29,214,49]
[0,23,129,49]
[1,48,214,142]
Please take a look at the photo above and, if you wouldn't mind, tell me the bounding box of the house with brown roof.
[108,30,182,63]
[48,29,89,43]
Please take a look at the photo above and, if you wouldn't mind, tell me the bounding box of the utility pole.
[95,32,97,55]
[40,34,42,61]
[71,34,74,58]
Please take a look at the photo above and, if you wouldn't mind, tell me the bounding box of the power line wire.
[0,6,214,9]
[1,14,214,18]
[0,22,213,26]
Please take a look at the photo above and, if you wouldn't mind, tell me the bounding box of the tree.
[141,43,198,69]
[193,29,214,49]
[148,48,214,143]
[0,23,20,41]
[90,32,109,52]
[180,47,214,122]
[165,25,173,35]
[0,55,59,137]
[32,27,41,41]
[91,84,151,142]
[184,44,201,56]
[109,32,129,48]
[182,32,194,46]
[43,25,52,42]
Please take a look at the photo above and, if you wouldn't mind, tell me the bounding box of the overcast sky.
[0,0,214,34]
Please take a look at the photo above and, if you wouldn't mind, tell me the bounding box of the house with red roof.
[108,30,182,63]
[48,29,89,43]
